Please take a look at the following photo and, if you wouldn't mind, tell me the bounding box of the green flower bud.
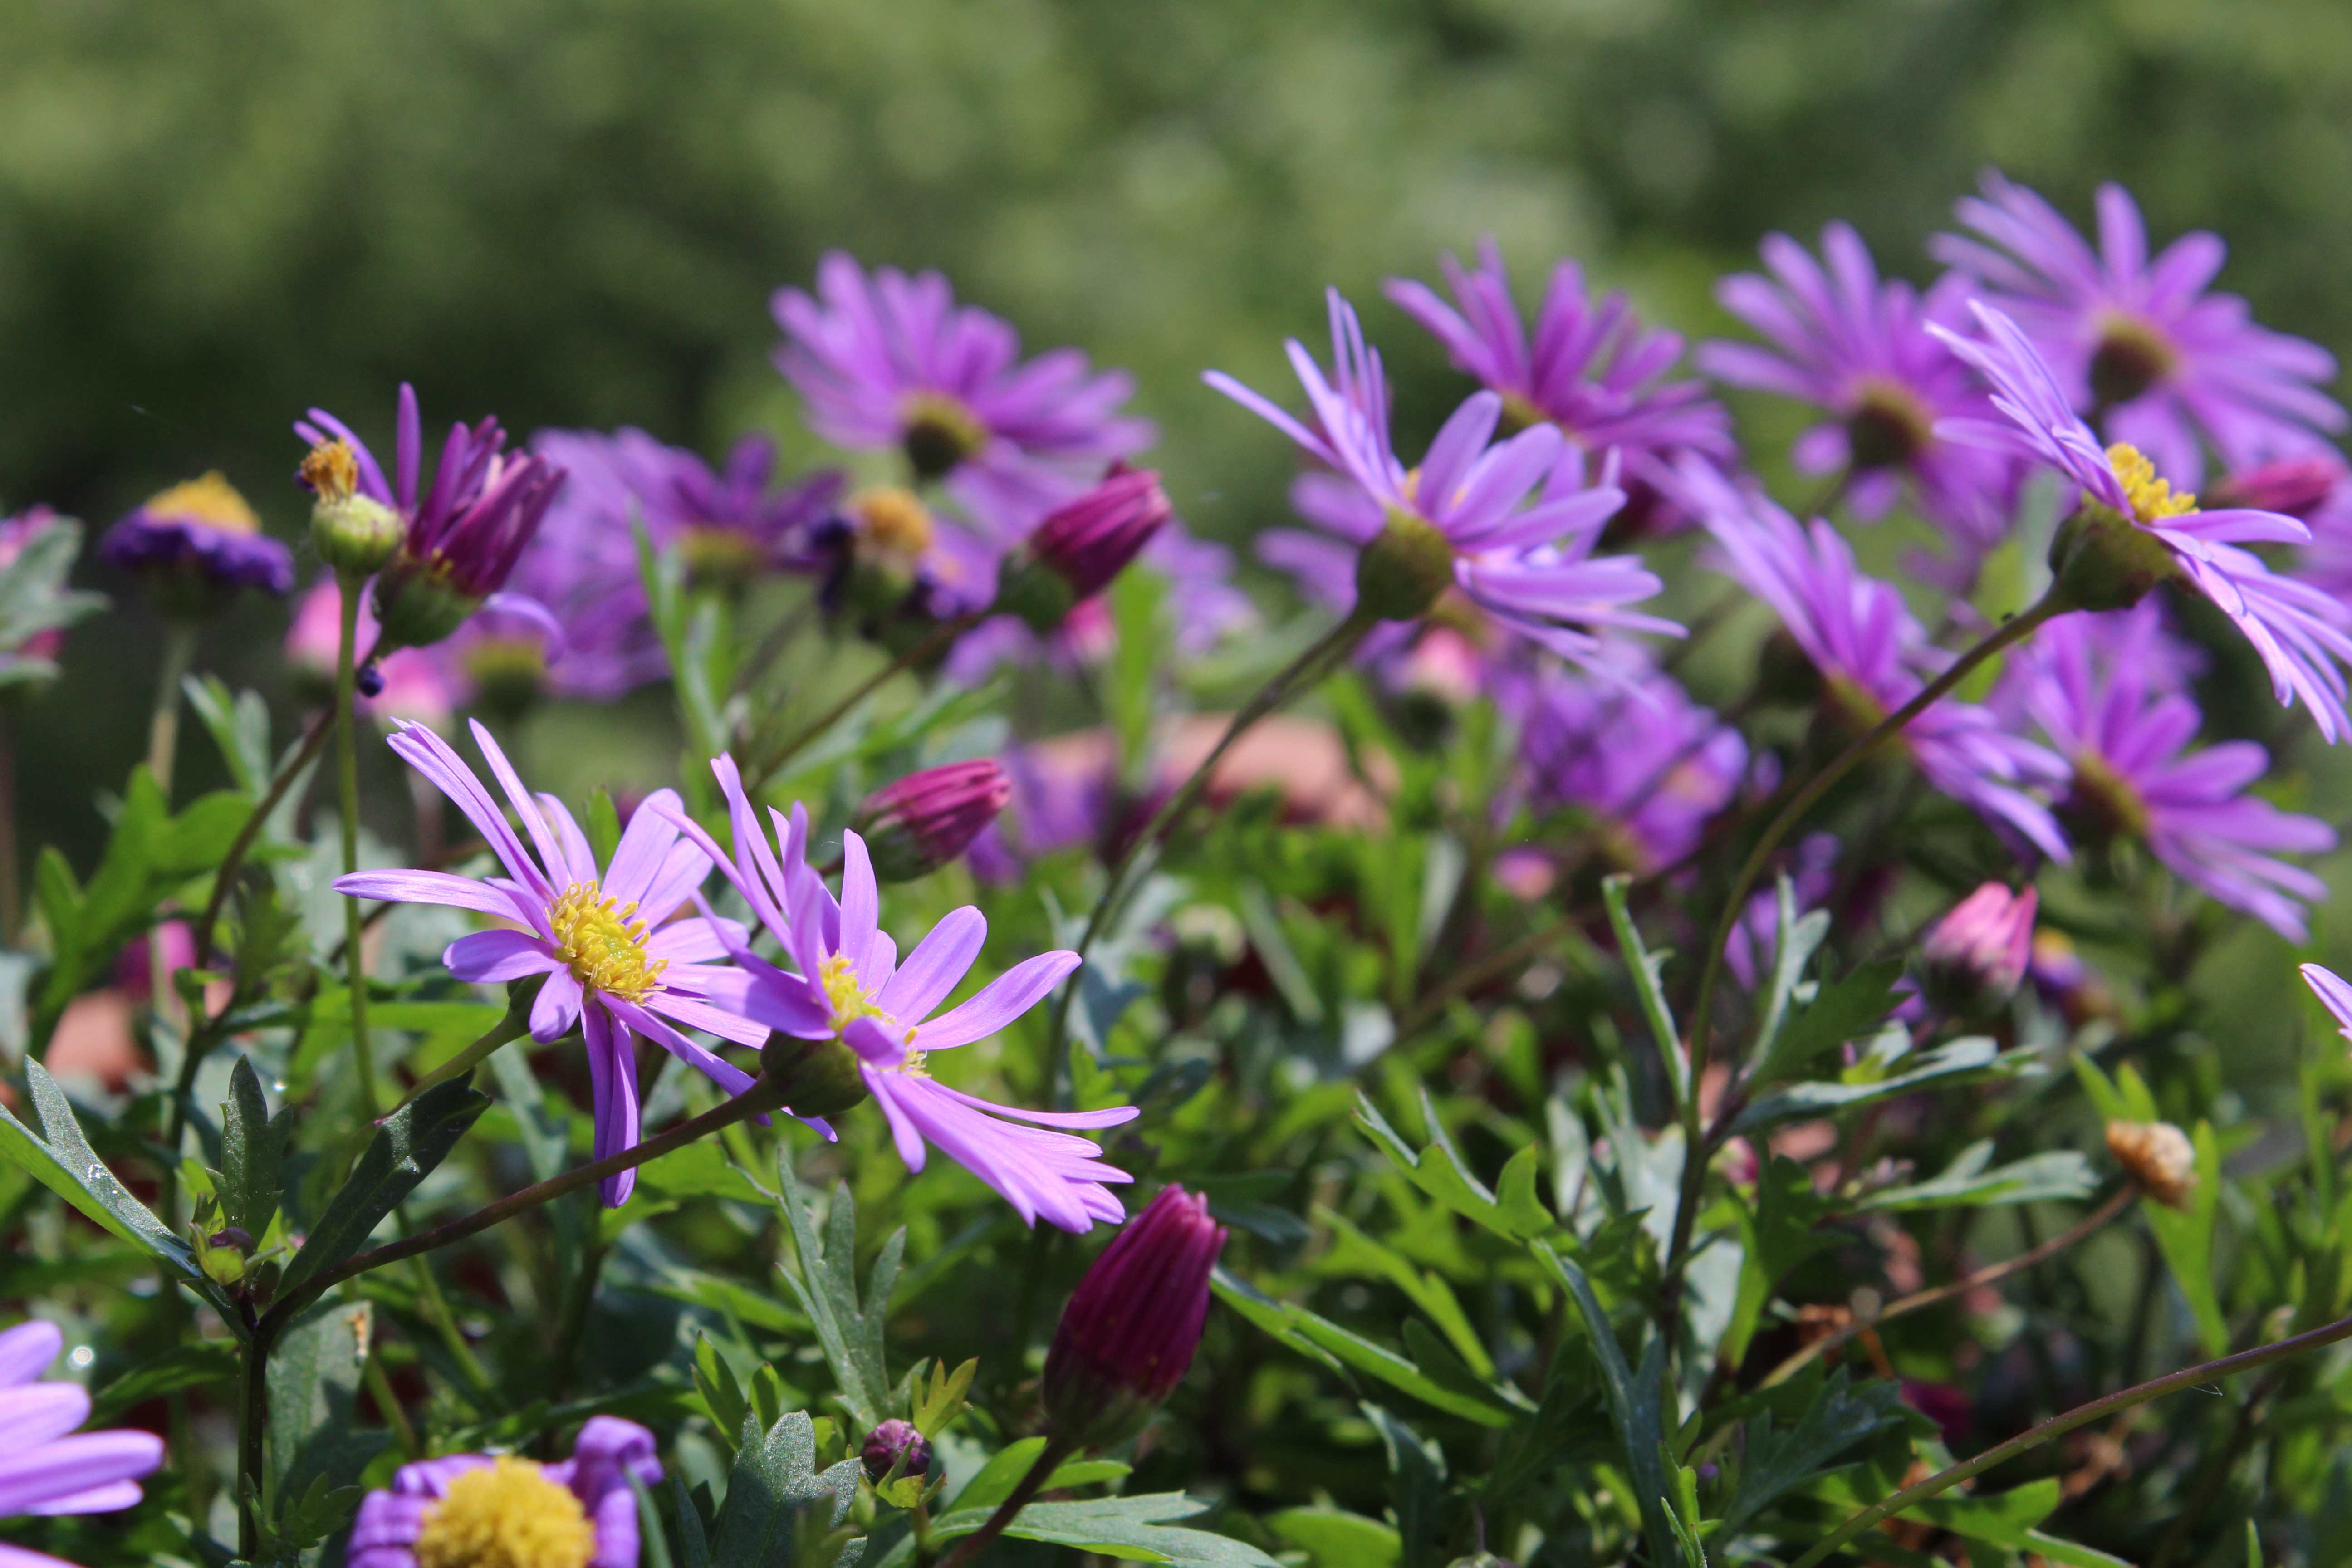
[2047,502,2179,613]
[759,1033,872,1119]
[1354,510,1454,622]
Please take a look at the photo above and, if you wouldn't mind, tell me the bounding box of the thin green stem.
[364,1349,419,1459]
[407,1248,494,1397]
[146,621,198,799]
[382,998,533,1119]
[191,708,334,962]
[236,1306,269,1557]
[748,612,979,790]
[1661,591,2067,1306]
[1040,611,1374,1100]
[1786,1311,2352,1568]
[935,1435,1074,1568]
[333,573,377,1120]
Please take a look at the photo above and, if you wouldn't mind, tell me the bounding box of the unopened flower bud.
[1043,1186,1226,1450]
[851,760,1012,882]
[758,1033,871,1120]
[1917,883,2036,1018]
[1354,510,1455,622]
[302,439,403,575]
[2107,1119,2196,1208]
[860,1419,932,1484]
[2205,457,2343,520]
[2048,502,2179,613]
[372,564,481,653]
[997,468,1173,633]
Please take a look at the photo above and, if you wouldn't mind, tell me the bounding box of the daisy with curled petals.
[1207,289,1679,668]
[1932,300,2352,743]
[662,757,1139,1233]
[333,720,775,1206]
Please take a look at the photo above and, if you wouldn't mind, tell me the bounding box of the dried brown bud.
[2106,1119,2195,1208]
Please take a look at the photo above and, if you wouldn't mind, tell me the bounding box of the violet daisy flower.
[2302,963,2352,1048]
[0,1319,165,1568]
[1384,240,1733,516]
[797,484,1006,631]
[773,252,1154,529]
[1933,172,2345,483]
[348,1415,658,1568]
[333,721,774,1206]
[589,427,844,589]
[1206,290,1678,666]
[1933,300,2352,742]
[296,385,566,652]
[662,756,1139,1232]
[1676,458,2070,860]
[1514,654,1746,873]
[99,473,294,615]
[1700,223,2017,562]
[2000,605,2335,941]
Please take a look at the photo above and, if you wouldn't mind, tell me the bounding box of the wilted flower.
[1934,172,2344,484]
[663,756,1139,1232]
[348,1416,659,1568]
[1208,290,1677,665]
[994,466,1172,631]
[773,252,1153,527]
[99,473,294,615]
[297,385,566,651]
[850,760,1012,882]
[2105,1120,2196,1208]
[860,1419,933,1484]
[334,721,773,1206]
[1042,1185,1227,1449]
[0,1319,166,1568]
[1917,882,2037,1016]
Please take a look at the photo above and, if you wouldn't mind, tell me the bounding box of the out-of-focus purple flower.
[570,427,845,589]
[1042,1185,1226,1448]
[1918,882,2037,1016]
[334,721,773,1207]
[1900,1379,1975,1449]
[995,466,1173,632]
[773,252,1153,529]
[2302,962,2352,1048]
[1701,223,2017,567]
[1936,300,2352,742]
[1207,290,1678,666]
[967,739,1119,883]
[1724,832,1841,990]
[1385,239,1732,529]
[1677,458,2069,859]
[99,474,294,614]
[297,386,566,651]
[1933,172,2345,484]
[0,1319,165,1568]
[2001,605,2335,941]
[1515,656,1745,872]
[665,757,1138,1232]
[850,760,1013,882]
[799,484,1005,632]
[2206,456,2345,520]
[348,1416,659,1568]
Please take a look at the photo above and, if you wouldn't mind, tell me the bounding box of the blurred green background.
[9,0,2352,888]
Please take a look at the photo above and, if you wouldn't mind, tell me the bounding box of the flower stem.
[145,621,198,799]
[380,995,534,1119]
[748,612,980,789]
[333,573,377,1120]
[1661,591,2067,1308]
[1784,1309,2352,1568]
[191,709,334,962]
[0,710,19,949]
[236,1304,269,1557]
[935,1436,1075,1568]
[1040,610,1374,1098]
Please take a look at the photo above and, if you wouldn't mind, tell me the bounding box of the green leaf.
[1718,1371,1907,1536]
[216,1055,290,1238]
[1731,1035,2023,1132]
[586,786,624,869]
[185,675,275,796]
[1267,1507,1400,1568]
[953,1437,1054,1514]
[775,1171,900,1430]
[2144,1121,2228,1357]
[1662,1461,1708,1567]
[1107,562,1168,768]
[1855,1143,2097,1212]
[1212,1269,1524,1426]
[89,1340,241,1425]
[707,1409,860,1568]
[1365,1404,1454,1568]
[0,514,105,663]
[1352,1092,1553,1241]
[0,1061,197,1282]
[1747,879,1832,1069]
[916,1491,1279,1566]
[1313,1208,1491,1374]
[279,1077,489,1297]
[267,1298,389,1504]
[637,1140,778,1206]
[671,1472,713,1568]
[1539,1245,1675,1568]
[1725,1155,1834,1367]
[1752,958,1904,1087]
[1602,874,1686,1100]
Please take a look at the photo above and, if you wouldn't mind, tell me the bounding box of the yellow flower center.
[142,472,263,536]
[2106,444,2197,527]
[851,485,936,560]
[818,952,925,1069]
[300,439,361,502]
[412,1456,594,1568]
[547,882,666,1001]
[898,391,990,480]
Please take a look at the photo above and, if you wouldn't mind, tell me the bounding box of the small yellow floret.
[142,472,262,535]
[300,439,360,502]
[412,1455,593,1568]
[2106,444,2198,525]
[851,485,936,558]
[547,882,665,1002]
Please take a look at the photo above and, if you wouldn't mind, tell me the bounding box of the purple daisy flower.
[99,473,295,610]
[349,1416,658,1568]
[2302,963,2352,1047]
[1676,457,2070,860]
[1933,300,2352,742]
[0,1320,165,1568]
[590,427,844,587]
[333,720,774,1206]
[661,756,1139,1232]
[297,385,566,651]
[773,252,1154,529]
[1700,223,2017,564]
[1384,239,1733,518]
[1206,290,1679,667]
[1514,654,1746,872]
[2001,603,2334,940]
[1932,172,2346,483]
[966,738,1119,884]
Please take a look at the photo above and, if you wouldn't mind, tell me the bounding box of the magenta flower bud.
[850,760,1013,882]
[1917,882,2037,1018]
[1042,1186,1226,1450]
[997,467,1173,632]
[2200,456,2343,521]
[860,1418,933,1484]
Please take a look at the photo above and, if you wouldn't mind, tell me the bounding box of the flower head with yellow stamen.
[348,1416,659,1568]
[100,471,294,614]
